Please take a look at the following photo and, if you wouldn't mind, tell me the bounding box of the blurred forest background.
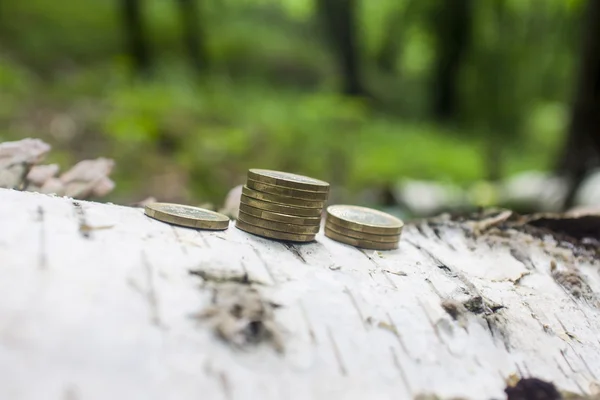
[1,0,599,218]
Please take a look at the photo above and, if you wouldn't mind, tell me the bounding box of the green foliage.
[0,0,587,206]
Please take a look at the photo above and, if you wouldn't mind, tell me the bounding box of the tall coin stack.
[324,205,404,250]
[235,169,330,242]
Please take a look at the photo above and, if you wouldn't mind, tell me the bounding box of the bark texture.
[1,189,600,400]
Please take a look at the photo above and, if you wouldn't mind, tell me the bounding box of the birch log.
[1,188,599,400]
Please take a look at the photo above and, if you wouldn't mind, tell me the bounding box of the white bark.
[0,188,599,400]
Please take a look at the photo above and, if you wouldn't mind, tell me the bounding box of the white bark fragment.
[0,189,599,400]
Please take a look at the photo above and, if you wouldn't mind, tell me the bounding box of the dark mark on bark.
[72,201,90,239]
[327,326,347,376]
[441,299,468,329]
[171,226,188,255]
[551,261,599,308]
[37,206,47,269]
[463,296,505,315]
[344,287,367,330]
[510,247,535,271]
[189,268,254,285]
[360,249,398,288]
[390,346,412,396]
[554,357,570,379]
[251,246,277,284]
[426,279,443,299]
[576,350,599,381]
[197,232,211,248]
[299,300,317,345]
[415,224,426,238]
[385,312,410,356]
[282,243,306,263]
[417,299,447,349]
[431,225,443,241]
[141,251,162,327]
[385,269,407,277]
[560,349,577,374]
[219,372,233,400]
[522,301,553,335]
[505,377,561,400]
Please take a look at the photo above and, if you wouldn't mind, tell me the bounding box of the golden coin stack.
[235,169,329,242]
[324,205,404,250]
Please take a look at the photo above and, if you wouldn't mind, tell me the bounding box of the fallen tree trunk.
[0,188,599,400]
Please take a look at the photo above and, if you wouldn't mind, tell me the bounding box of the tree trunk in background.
[122,0,152,75]
[376,9,405,74]
[177,0,208,74]
[317,0,365,96]
[375,0,418,75]
[431,0,472,121]
[558,0,600,210]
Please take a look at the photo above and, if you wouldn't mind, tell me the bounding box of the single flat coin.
[238,211,321,234]
[326,221,400,243]
[240,203,321,226]
[248,169,329,193]
[324,227,398,250]
[247,179,329,201]
[240,195,323,217]
[242,186,325,209]
[145,202,229,230]
[326,205,404,235]
[235,219,316,242]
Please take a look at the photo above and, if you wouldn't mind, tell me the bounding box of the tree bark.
[177,0,208,74]
[317,0,365,96]
[121,0,152,76]
[558,0,600,210]
[1,188,599,399]
[431,0,472,121]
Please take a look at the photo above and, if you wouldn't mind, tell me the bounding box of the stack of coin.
[235,169,329,242]
[324,205,403,250]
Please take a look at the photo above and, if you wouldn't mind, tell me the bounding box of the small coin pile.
[145,202,230,230]
[324,205,403,250]
[235,169,329,242]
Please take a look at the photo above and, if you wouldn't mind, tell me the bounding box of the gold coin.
[324,227,398,250]
[235,219,316,242]
[325,221,400,243]
[240,203,321,226]
[238,211,320,234]
[145,202,229,230]
[248,169,329,193]
[326,205,404,235]
[247,179,329,201]
[240,195,323,217]
[242,186,325,209]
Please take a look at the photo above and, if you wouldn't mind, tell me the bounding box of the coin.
[247,179,329,201]
[240,203,321,226]
[242,186,325,209]
[145,202,229,230]
[325,221,399,243]
[240,195,323,217]
[248,169,329,193]
[326,205,404,235]
[238,211,321,234]
[324,227,398,250]
[235,219,316,242]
